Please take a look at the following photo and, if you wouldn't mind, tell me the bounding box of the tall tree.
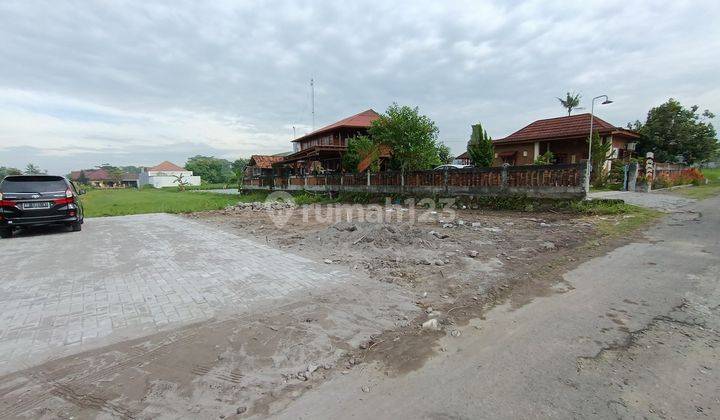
[185,155,233,183]
[557,92,582,116]
[628,98,718,164]
[77,170,89,185]
[231,158,249,183]
[437,144,453,164]
[107,167,124,186]
[590,130,612,186]
[24,163,44,174]
[342,135,381,173]
[466,123,494,167]
[368,104,441,175]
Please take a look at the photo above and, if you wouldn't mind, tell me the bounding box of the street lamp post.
[586,94,613,191]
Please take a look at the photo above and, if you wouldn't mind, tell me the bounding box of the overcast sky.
[1,0,719,174]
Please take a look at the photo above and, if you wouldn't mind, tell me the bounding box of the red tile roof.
[69,169,138,181]
[495,113,637,144]
[292,109,380,142]
[148,161,186,171]
[249,155,285,169]
[68,169,110,181]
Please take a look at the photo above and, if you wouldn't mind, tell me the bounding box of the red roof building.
[281,109,384,173]
[456,114,639,166]
[147,161,186,172]
[245,155,286,177]
[68,168,139,188]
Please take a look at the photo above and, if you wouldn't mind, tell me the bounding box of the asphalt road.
[271,195,720,419]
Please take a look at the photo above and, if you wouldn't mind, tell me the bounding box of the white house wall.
[147,175,201,188]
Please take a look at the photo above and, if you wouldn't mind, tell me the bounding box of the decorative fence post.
[367,171,370,186]
[645,152,654,191]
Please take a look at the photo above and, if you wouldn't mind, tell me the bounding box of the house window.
[571,154,576,164]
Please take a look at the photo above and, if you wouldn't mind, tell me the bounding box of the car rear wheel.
[0,228,12,239]
[71,221,82,232]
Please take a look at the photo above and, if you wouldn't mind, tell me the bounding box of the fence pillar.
[500,165,508,190]
[401,171,405,193]
[626,162,638,192]
[304,175,308,189]
[580,163,590,195]
[367,171,370,186]
[443,169,449,195]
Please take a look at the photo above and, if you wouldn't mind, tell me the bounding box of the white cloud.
[0,0,718,173]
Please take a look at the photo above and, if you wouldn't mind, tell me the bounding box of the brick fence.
[242,163,588,198]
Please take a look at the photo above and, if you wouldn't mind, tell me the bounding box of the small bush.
[653,168,705,189]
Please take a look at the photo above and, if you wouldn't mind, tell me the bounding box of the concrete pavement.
[270,195,720,419]
[589,190,696,211]
[0,213,353,375]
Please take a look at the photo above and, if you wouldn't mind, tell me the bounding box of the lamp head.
[602,99,613,105]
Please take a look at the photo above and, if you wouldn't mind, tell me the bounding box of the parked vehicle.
[0,175,85,238]
[434,164,472,170]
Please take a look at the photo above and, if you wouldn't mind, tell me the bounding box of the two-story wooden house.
[280,109,381,174]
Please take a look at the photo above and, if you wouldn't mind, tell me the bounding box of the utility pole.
[310,77,315,131]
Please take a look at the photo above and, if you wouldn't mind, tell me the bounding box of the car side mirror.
[78,189,86,195]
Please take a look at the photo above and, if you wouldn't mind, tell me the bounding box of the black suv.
[0,175,85,238]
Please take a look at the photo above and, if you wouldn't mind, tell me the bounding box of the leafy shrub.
[534,151,554,165]
[653,168,705,188]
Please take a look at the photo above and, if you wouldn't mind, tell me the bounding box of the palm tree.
[557,92,582,116]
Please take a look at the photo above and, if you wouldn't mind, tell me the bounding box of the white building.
[138,161,201,188]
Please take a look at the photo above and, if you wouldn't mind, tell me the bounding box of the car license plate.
[23,201,52,209]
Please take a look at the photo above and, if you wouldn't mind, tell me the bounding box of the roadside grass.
[592,206,662,237]
[170,183,233,191]
[671,167,720,200]
[82,188,268,217]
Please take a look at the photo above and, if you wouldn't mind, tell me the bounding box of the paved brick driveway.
[0,213,350,374]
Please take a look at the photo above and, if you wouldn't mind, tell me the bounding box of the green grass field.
[81,188,268,217]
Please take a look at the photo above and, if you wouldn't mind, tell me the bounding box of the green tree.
[231,158,249,183]
[466,123,494,167]
[369,104,441,175]
[628,98,718,164]
[0,166,22,178]
[437,144,453,164]
[185,155,233,183]
[343,135,380,173]
[24,163,45,174]
[557,92,582,116]
[107,167,124,186]
[590,130,612,186]
[77,170,89,185]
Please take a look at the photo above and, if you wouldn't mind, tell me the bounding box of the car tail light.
[0,192,16,207]
[55,189,75,205]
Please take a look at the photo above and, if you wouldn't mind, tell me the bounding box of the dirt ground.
[189,202,604,311]
[0,202,635,419]
[182,202,633,416]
